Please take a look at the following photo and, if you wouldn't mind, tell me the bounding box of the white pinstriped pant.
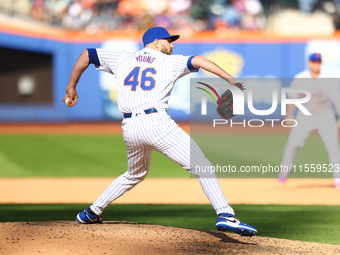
[91,109,234,216]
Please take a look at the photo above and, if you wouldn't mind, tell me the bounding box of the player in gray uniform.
[278,53,340,189]
[63,27,257,236]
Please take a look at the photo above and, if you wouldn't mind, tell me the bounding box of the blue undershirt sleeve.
[87,48,100,66]
[187,55,199,72]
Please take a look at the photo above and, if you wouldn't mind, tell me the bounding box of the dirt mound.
[2,221,339,255]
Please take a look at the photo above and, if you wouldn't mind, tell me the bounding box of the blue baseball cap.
[309,53,322,62]
[142,27,179,46]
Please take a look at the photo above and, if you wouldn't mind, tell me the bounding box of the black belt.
[123,108,158,118]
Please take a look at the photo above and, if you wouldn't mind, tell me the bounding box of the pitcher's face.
[159,38,174,55]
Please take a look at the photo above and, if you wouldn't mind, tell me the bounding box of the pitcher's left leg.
[152,121,233,214]
[156,123,256,236]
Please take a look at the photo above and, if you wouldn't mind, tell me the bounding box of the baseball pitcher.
[63,27,257,236]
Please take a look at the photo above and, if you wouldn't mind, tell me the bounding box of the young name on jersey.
[135,55,156,64]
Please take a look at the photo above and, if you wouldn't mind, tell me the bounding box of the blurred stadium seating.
[0,0,339,33]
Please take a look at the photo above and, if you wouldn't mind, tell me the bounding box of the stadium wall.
[1,28,340,122]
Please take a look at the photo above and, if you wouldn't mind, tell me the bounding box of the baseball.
[64,97,72,107]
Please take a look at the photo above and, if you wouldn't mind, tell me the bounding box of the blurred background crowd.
[1,0,340,33]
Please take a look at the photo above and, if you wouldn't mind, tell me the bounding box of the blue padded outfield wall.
[1,29,340,122]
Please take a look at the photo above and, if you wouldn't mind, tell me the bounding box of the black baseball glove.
[216,83,244,120]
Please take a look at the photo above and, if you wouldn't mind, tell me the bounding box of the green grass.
[1,204,339,245]
[0,134,334,178]
[0,135,185,177]
[193,134,332,178]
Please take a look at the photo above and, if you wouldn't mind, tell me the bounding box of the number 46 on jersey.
[124,67,156,91]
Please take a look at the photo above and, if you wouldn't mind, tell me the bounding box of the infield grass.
[0,135,185,177]
[0,134,333,178]
[193,133,332,178]
[0,203,339,245]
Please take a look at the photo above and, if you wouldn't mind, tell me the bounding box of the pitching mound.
[2,221,339,254]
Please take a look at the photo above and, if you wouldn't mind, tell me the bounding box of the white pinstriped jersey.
[90,48,197,113]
